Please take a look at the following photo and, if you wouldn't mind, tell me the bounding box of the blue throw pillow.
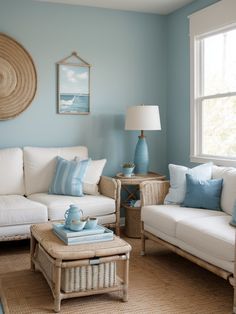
[181,174,223,210]
[49,156,90,196]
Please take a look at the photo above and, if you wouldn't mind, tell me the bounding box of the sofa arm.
[99,176,121,235]
[140,180,170,206]
[99,176,119,200]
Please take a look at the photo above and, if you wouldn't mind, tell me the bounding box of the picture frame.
[57,52,91,115]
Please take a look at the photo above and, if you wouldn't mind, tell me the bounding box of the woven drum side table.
[30,223,131,312]
[116,172,165,238]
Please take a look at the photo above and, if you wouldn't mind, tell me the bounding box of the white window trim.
[189,0,236,167]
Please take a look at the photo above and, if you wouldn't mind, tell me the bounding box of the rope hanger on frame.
[57,51,91,67]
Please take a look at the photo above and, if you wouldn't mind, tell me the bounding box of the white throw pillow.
[0,147,25,195]
[164,162,213,205]
[75,158,107,195]
[213,166,236,215]
[24,146,88,196]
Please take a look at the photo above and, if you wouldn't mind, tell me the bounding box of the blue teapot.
[64,204,83,229]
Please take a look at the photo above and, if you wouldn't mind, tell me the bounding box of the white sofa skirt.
[0,224,34,238]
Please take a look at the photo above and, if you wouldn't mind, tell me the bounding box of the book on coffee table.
[53,223,105,238]
[52,223,114,245]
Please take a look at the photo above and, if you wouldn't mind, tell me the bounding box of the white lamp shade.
[125,105,161,131]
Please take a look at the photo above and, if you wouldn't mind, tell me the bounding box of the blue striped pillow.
[49,156,90,196]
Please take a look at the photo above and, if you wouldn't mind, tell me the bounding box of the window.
[189,0,236,166]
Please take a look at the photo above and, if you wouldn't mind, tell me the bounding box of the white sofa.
[140,165,236,313]
[0,146,120,241]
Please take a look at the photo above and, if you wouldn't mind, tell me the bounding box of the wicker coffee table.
[30,223,131,312]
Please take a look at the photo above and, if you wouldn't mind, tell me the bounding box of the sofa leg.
[140,221,145,256]
[234,284,236,314]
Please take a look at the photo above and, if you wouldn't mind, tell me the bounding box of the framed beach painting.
[57,52,91,115]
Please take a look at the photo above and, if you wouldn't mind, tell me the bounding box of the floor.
[0,235,233,313]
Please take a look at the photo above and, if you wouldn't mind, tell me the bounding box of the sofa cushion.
[49,157,90,196]
[181,174,223,210]
[141,204,224,238]
[28,193,116,221]
[213,165,236,215]
[176,214,235,262]
[0,195,48,226]
[0,147,25,195]
[164,163,212,205]
[24,146,88,196]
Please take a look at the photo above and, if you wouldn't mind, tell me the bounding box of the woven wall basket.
[0,33,37,120]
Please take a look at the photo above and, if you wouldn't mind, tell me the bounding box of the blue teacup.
[84,217,98,229]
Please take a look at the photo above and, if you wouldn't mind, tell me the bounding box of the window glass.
[202,95,236,157]
[203,28,236,96]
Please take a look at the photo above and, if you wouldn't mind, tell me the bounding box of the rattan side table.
[116,172,165,238]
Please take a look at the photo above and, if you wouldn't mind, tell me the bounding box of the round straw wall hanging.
[0,33,37,120]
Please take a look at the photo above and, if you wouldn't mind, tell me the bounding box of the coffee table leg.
[54,259,62,312]
[123,253,129,302]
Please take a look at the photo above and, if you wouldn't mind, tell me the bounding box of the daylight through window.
[200,28,236,158]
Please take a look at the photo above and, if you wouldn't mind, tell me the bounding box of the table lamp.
[125,105,161,175]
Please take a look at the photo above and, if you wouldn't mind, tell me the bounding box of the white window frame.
[189,0,236,167]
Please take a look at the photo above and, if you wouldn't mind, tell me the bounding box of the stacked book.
[53,223,114,245]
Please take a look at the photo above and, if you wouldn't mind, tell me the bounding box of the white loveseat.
[140,165,236,313]
[0,146,120,241]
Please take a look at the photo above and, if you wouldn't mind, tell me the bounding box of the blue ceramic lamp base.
[134,135,149,175]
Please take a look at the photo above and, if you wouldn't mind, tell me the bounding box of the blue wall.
[0,0,167,176]
[166,0,220,167]
[0,0,224,177]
